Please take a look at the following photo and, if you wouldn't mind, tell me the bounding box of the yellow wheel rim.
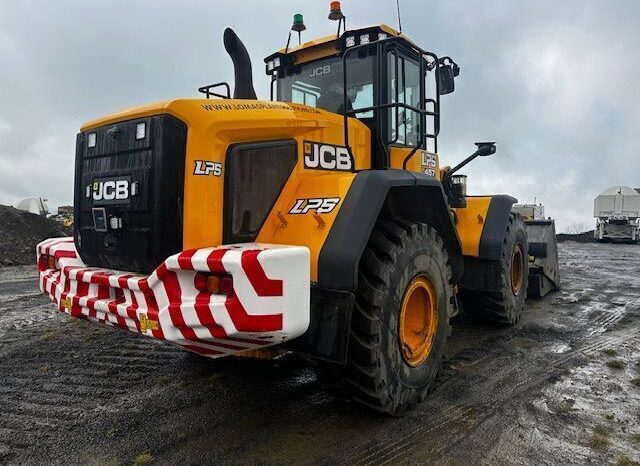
[399,275,438,367]
[511,243,525,295]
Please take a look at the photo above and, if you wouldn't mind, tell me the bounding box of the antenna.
[396,0,403,33]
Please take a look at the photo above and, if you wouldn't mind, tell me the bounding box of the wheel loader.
[37,5,560,414]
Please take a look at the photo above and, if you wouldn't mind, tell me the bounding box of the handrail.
[198,82,231,99]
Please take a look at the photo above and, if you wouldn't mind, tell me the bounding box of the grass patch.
[40,329,60,341]
[594,424,612,436]
[607,359,626,370]
[589,425,611,451]
[589,433,610,450]
[602,349,618,356]
[630,433,640,446]
[604,413,615,421]
[134,453,153,465]
[617,455,640,466]
[156,377,170,386]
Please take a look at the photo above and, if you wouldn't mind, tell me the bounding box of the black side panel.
[318,170,462,291]
[460,256,503,293]
[74,115,187,273]
[285,287,355,364]
[478,195,517,260]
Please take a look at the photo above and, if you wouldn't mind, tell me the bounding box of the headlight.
[345,36,356,47]
[87,132,96,148]
[359,34,370,44]
[267,60,275,71]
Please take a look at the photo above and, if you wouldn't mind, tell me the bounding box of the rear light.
[39,255,58,271]
[194,273,234,296]
[219,275,234,296]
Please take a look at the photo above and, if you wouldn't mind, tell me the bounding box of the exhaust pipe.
[223,28,257,100]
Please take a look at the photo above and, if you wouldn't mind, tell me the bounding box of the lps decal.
[421,151,437,177]
[289,197,341,215]
[303,141,353,171]
[194,160,223,176]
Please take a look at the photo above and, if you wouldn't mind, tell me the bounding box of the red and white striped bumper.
[36,238,310,358]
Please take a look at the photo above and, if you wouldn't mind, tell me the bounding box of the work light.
[135,122,146,140]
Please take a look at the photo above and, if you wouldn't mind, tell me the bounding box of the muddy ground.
[0,242,639,466]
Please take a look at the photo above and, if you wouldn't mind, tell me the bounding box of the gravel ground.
[0,242,639,466]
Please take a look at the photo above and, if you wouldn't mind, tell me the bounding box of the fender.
[317,169,463,291]
[460,195,518,293]
[478,195,518,259]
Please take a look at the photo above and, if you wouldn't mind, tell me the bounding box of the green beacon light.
[291,13,306,45]
[292,14,306,32]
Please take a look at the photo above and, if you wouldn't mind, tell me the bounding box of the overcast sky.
[1,0,639,232]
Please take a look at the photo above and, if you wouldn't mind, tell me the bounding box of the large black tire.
[339,220,454,415]
[463,213,528,325]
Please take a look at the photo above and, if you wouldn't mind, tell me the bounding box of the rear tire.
[340,220,454,415]
[463,213,528,325]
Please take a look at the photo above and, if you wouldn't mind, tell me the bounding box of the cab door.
[384,46,429,173]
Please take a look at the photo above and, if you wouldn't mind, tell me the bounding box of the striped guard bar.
[36,238,310,358]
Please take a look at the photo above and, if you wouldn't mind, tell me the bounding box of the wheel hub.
[511,243,525,295]
[399,275,438,367]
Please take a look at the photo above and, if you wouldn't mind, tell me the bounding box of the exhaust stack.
[223,28,257,100]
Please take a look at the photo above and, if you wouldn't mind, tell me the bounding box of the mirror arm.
[443,142,496,180]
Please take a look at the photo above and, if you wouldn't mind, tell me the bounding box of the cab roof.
[264,24,417,69]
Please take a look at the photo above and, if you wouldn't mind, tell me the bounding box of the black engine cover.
[73,114,187,273]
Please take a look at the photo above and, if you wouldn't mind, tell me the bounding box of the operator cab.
[264,25,459,169]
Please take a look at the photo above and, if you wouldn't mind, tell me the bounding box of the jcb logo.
[309,65,331,77]
[303,141,353,172]
[289,197,341,215]
[194,160,223,176]
[87,179,130,204]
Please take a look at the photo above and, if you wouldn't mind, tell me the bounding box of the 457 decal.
[289,197,341,214]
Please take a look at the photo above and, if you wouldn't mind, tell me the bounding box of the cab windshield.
[276,55,374,117]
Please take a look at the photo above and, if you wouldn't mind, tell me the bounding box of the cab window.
[277,54,375,117]
[387,51,422,147]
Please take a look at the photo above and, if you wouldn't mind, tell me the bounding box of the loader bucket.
[524,219,561,297]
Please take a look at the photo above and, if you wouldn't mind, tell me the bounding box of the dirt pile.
[0,205,71,267]
[556,230,595,243]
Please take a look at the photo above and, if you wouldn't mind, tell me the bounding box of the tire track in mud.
[0,321,186,456]
[348,308,640,465]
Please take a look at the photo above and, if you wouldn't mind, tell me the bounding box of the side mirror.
[438,57,460,96]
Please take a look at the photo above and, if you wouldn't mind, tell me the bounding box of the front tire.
[341,220,454,415]
[463,213,528,325]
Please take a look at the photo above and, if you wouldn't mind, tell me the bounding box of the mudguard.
[317,169,463,291]
[478,195,517,260]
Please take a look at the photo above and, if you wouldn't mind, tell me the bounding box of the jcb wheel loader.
[37,6,560,414]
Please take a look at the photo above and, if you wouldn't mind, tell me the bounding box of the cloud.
[0,0,639,232]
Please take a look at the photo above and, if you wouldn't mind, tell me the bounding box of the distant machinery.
[512,203,545,221]
[512,202,560,296]
[594,186,640,243]
[14,197,49,216]
[49,206,74,227]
